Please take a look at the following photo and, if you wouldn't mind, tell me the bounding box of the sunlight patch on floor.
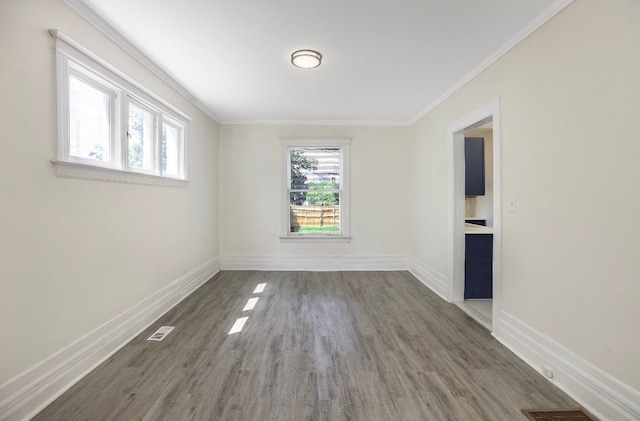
[243,297,259,311]
[228,317,249,334]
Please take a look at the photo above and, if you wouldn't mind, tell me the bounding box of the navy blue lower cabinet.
[464,234,493,299]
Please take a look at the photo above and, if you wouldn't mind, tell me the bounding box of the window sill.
[279,235,352,243]
[52,160,189,188]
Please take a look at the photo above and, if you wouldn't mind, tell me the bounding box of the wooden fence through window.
[290,205,340,229]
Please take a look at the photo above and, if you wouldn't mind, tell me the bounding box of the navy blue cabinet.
[465,137,485,196]
[464,234,493,299]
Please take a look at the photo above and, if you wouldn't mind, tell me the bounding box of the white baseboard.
[494,311,640,421]
[220,254,409,271]
[0,257,220,421]
[408,257,451,302]
[3,258,637,421]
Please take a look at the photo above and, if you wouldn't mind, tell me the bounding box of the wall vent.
[147,326,175,341]
[521,408,598,421]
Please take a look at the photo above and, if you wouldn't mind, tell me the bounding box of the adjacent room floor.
[34,271,576,421]
[458,299,493,330]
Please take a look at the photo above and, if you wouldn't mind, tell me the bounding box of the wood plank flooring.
[33,271,576,420]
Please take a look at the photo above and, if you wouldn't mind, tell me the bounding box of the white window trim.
[51,160,189,188]
[279,138,351,243]
[51,30,190,188]
[160,115,186,178]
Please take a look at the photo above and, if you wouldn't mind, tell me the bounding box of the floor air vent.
[521,408,598,421]
[147,326,175,341]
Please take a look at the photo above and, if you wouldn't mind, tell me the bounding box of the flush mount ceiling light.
[291,49,322,69]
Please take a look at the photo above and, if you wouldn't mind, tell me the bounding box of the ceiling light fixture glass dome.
[291,49,322,69]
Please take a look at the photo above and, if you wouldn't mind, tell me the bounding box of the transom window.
[52,31,188,187]
[281,138,351,242]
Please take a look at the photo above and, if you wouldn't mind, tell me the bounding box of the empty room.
[1,0,639,420]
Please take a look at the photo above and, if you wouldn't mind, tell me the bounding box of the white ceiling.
[76,0,559,124]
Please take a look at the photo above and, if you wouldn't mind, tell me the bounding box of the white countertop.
[465,223,493,234]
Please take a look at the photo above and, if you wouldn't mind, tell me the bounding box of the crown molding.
[219,119,411,127]
[63,0,220,123]
[408,0,575,125]
[64,0,574,128]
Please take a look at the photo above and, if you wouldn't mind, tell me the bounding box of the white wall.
[410,0,640,391]
[2,0,638,418]
[0,0,219,385]
[219,125,411,258]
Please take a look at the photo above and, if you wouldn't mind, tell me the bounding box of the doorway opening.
[461,121,494,328]
[446,98,502,331]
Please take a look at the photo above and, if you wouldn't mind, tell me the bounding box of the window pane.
[290,193,340,233]
[290,148,340,191]
[128,103,153,170]
[69,76,111,162]
[162,123,180,176]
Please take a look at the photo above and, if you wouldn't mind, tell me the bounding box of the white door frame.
[446,97,502,330]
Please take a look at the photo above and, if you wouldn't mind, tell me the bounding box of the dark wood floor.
[34,271,576,420]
